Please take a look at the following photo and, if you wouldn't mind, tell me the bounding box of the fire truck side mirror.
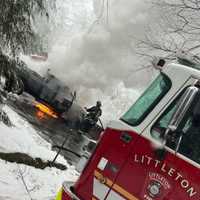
[193,91,200,120]
[154,86,200,159]
[164,86,199,153]
[167,86,199,131]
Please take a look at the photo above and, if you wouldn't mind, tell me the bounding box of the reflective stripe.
[94,170,112,187]
[55,188,63,200]
[94,170,139,200]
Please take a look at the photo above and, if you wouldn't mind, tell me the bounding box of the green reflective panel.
[121,74,171,126]
[159,105,177,129]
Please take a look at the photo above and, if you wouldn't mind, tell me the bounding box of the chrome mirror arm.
[161,86,199,152]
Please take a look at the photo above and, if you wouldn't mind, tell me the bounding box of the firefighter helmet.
[96,101,102,107]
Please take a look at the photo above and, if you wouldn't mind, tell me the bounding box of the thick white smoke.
[27,0,158,123]
[48,0,154,88]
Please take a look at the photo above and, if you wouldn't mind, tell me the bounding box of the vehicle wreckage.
[0,55,102,140]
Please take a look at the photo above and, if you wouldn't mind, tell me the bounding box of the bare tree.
[137,0,200,60]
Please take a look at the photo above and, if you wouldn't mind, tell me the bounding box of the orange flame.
[34,102,58,118]
[36,110,46,119]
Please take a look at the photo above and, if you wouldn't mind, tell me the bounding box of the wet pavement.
[6,93,100,165]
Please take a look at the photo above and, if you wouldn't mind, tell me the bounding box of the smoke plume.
[26,0,158,122]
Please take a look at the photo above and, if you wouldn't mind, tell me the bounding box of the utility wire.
[106,0,109,26]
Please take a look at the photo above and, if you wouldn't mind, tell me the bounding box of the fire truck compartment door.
[92,129,138,200]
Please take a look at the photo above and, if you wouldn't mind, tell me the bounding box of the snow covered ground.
[0,106,78,200]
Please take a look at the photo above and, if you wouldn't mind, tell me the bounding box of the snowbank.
[0,106,78,200]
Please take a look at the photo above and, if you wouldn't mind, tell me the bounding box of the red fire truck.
[55,57,200,200]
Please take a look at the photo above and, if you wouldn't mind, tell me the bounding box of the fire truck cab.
[56,57,200,200]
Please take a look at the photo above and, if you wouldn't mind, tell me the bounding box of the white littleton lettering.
[133,153,198,198]
[175,173,182,181]
[187,187,197,197]
[168,168,175,177]
[134,154,139,163]
[161,163,167,172]
[145,155,152,165]
[181,180,189,189]
[155,159,160,168]
[141,155,145,164]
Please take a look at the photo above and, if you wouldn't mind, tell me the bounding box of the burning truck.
[0,54,76,118]
[0,55,103,166]
[0,55,102,140]
[15,64,76,116]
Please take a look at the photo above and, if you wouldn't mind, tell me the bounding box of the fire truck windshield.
[121,73,171,126]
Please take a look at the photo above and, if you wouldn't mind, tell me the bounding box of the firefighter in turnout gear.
[81,101,102,133]
[85,101,102,123]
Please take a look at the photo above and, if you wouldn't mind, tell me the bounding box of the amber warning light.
[34,102,58,119]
